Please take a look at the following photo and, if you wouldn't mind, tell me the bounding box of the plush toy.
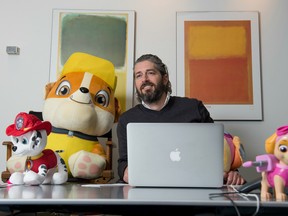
[42,52,121,179]
[223,132,245,173]
[243,125,288,201]
[5,112,68,185]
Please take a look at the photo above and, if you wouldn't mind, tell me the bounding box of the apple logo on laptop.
[170,148,181,161]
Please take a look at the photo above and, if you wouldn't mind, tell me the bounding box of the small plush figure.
[42,52,121,179]
[243,125,288,201]
[5,112,68,185]
[223,132,245,173]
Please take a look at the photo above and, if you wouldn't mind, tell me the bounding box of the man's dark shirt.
[117,96,214,182]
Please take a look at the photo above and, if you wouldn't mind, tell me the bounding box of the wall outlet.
[6,46,20,55]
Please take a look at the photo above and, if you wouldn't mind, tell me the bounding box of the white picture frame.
[176,11,262,120]
[49,9,136,111]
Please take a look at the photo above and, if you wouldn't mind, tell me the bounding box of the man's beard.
[136,81,166,104]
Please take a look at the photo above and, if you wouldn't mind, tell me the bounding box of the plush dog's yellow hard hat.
[61,52,117,90]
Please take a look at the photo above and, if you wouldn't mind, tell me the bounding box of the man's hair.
[134,54,172,94]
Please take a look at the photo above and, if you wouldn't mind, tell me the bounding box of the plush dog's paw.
[276,193,287,201]
[8,172,24,185]
[261,191,273,201]
[51,172,68,185]
[23,170,46,185]
[38,164,48,177]
[68,150,106,179]
[7,155,26,173]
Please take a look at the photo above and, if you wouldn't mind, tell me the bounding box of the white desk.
[0,183,287,215]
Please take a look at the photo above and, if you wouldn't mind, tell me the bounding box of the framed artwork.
[176,11,262,120]
[50,9,135,112]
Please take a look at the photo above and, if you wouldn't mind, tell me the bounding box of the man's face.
[134,60,167,103]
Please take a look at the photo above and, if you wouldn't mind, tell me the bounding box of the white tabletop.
[0,183,287,215]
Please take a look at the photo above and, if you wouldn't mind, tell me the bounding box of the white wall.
[1,0,288,182]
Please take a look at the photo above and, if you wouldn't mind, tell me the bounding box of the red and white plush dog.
[6,112,68,185]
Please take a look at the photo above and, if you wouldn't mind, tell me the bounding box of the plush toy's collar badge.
[6,112,52,136]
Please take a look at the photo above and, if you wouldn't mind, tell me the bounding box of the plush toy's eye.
[279,144,288,153]
[56,81,71,96]
[95,90,109,107]
[21,137,29,145]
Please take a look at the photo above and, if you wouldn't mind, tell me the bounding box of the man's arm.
[117,118,128,182]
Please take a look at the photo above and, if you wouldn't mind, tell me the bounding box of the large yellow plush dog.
[42,52,121,179]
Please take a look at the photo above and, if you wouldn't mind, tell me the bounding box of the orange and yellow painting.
[184,20,253,105]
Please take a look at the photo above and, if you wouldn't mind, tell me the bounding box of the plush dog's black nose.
[80,87,89,93]
[12,146,17,152]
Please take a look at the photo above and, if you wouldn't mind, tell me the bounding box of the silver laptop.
[127,123,224,188]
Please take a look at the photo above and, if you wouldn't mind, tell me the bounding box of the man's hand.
[224,170,246,185]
